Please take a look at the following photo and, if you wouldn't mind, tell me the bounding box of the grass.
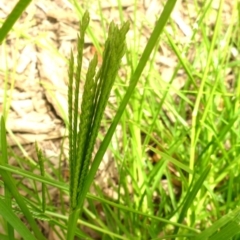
[0,0,240,239]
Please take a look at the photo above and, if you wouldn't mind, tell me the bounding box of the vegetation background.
[0,0,239,239]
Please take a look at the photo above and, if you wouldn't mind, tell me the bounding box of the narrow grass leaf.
[150,147,192,173]
[0,117,46,240]
[36,144,46,213]
[0,198,36,240]
[175,165,211,234]
[0,0,32,43]
[0,164,68,191]
[0,116,14,238]
[210,221,240,240]
[0,233,12,240]
[194,207,240,240]
[68,50,74,202]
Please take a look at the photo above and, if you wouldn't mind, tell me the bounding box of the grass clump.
[0,0,240,239]
[67,11,129,238]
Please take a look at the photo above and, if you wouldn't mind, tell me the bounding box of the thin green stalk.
[36,144,46,213]
[0,117,14,239]
[0,117,46,240]
[68,50,74,205]
[0,198,36,240]
[189,0,224,183]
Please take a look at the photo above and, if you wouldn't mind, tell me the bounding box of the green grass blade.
[195,207,240,240]
[175,165,211,234]
[150,147,192,173]
[68,50,74,203]
[0,233,13,240]
[0,164,68,191]
[36,144,46,213]
[210,221,240,240]
[0,114,14,239]
[0,117,46,240]
[0,198,36,240]
[0,0,32,43]
[0,116,14,238]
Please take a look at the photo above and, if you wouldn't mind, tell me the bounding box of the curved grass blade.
[0,198,36,240]
[0,117,46,240]
[0,0,32,44]
[174,164,211,234]
[209,221,240,240]
[0,114,14,238]
[195,207,240,240]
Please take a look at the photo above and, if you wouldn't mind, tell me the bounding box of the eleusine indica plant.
[66,11,129,238]
[66,2,179,237]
